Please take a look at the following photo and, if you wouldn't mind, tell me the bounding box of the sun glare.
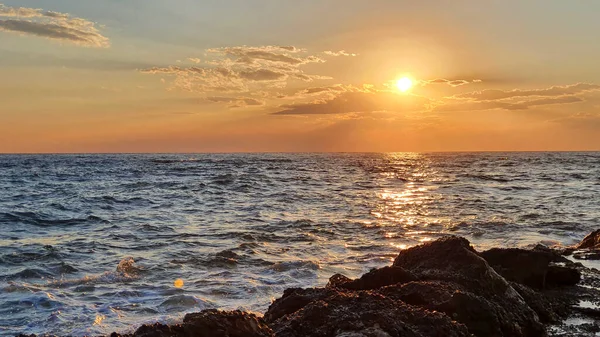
[396,77,413,92]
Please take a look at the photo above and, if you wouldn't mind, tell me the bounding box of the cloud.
[302,85,347,95]
[238,69,287,81]
[324,50,357,57]
[141,45,337,105]
[420,78,482,87]
[273,91,430,115]
[207,46,320,66]
[435,95,585,112]
[0,4,108,47]
[188,58,201,64]
[432,83,600,112]
[206,96,264,108]
[456,83,600,101]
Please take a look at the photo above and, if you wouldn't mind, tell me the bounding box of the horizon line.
[1,150,599,155]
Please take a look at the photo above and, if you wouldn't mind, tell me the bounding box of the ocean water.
[0,152,599,336]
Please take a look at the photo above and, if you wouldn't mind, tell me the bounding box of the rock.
[267,290,471,337]
[131,323,184,337]
[480,248,580,289]
[510,283,569,323]
[392,236,508,294]
[326,266,417,291]
[481,248,551,289]
[380,280,552,337]
[182,309,273,337]
[264,287,340,323]
[546,266,581,287]
[116,310,273,337]
[392,236,546,337]
[576,229,600,249]
[573,251,600,260]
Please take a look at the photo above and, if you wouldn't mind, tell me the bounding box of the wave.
[462,174,511,183]
[0,212,108,227]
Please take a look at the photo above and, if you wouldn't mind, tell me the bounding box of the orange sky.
[1,1,600,152]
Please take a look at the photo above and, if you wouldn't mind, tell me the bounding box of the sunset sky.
[1,0,600,152]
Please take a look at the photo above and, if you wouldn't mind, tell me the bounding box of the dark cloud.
[435,95,585,112]
[0,4,108,47]
[457,83,600,101]
[206,96,264,108]
[273,91,430,115]
[208,46,322,66]
[0,19,108,47]
[420,78,481,87]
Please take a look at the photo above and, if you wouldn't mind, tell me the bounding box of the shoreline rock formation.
[18,231,600,337]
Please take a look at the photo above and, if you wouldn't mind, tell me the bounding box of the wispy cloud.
[420,78,482,87]
[324,50,357,57]
[455,83,600,101]
[0,3,108,47]
[434,83,600,112]
[206,96,264,108]
[273,91,430,115]
[435,95,584,112]
[141,45,334,106]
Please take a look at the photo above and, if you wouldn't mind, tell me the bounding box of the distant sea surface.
[1,153,599,336]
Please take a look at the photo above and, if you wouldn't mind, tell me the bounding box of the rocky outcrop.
[326,266,417,291]
[265,290,470,337]
[570,229,600,260]
[576,229,600,250]
[112,310,273,337]
[480,247,580,289]
[390,236,546,337]
[19,231,600,337]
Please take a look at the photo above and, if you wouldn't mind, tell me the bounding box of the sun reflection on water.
[371,153,444,247]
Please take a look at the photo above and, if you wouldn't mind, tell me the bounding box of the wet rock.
[575,229,600,250]
[267,290,471,337]
[480,248,580,289]
[510,283,569,323]
[572,250,600,260]
[182,309,273,337]
[264,287,339,323]
[327,266,417,290]
[380,280,552,337]
[129,322,184,337]
[481,248,551,289]
[114,310,273,337]
[392,236,546,337]
[392,236,508,293]
[546,266,581,287]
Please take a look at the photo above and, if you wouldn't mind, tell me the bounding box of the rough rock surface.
[265,289,471,337]
[326,266,417,290]
[112,310,273,337]
[480,247,580,289]
[576,229,600,250]
[390,237,546,337]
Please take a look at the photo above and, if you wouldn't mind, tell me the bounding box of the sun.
[396,77,413,92]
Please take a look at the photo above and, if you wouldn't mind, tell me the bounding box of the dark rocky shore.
[19,230,600,337]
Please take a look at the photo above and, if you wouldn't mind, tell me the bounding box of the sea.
[0,152,599,336]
